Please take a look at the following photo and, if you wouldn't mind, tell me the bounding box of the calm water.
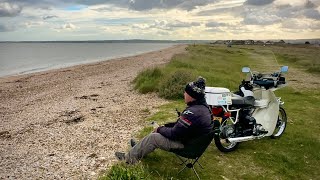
[0,42,177,77]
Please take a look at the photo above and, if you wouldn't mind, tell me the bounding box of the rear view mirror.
[242,67,251,73]
[280,66,288,73]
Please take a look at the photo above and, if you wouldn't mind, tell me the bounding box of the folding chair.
[170,130,215,180]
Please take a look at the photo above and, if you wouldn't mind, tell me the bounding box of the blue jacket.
[157,99,213,145]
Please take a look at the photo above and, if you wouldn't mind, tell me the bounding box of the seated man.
[115,77,213,164]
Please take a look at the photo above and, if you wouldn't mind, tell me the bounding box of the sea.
[0,42,178,77]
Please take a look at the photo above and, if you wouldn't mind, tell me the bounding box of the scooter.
[205,66,288,152]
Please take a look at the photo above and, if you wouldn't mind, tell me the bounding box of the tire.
[271,107,287,139]
[214,135,239,152]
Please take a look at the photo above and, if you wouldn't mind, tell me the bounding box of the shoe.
[115,152,126,161]
[130,139,137,147]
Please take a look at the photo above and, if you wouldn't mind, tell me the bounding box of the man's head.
[184,77,206,103]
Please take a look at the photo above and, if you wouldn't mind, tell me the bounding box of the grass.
[101,44,320,180]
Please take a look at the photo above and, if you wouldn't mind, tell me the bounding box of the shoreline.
[0,43,182,78]
[0,44,187,179]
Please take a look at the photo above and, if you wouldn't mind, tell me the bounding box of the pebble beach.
[0,45,187,179]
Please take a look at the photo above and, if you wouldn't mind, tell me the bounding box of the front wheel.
[214,135,239,152]
[271,107,287,139]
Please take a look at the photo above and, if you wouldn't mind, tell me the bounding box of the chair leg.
[175,156,202,179]
[197,161,204,169]
[192,166,201,180]
[176,154,188,165]
[178,165,188,174]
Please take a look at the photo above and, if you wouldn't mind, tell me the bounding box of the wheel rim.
[219,138,237,149]
[273,109,287,137]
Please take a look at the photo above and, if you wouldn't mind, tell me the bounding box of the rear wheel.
[271,107,287,139]
[214,135,239,152]
[214,119,239,152]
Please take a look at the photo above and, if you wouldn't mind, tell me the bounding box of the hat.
[185,77,206,100]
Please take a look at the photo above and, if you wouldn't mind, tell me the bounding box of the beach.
[0,44,187,179]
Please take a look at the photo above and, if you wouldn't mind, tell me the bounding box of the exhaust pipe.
[228,135,265,143]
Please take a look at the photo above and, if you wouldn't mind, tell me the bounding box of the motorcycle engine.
[220,124,235,139]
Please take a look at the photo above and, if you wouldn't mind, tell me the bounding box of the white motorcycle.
[205,66,288,152]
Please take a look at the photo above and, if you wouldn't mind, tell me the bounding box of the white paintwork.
[205,87,232,105]
[252,89,279,136]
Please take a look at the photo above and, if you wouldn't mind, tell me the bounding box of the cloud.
[0,2,22,17]
[128,0,218,11]
[43,15,58,20]
[63,23,76,29]
[205,21,228,27]
[305,0,317,9]
[244,0,275,6]
[282,19,320,30]
[242,12,282,25]
[55,23,77,30]
[304,9,320,19]
[205,27,224,32]
[169,20,201,28]
[25,21,45,28]
[197,5,244,16]
[0,24,15,32]
[132,20,201,31]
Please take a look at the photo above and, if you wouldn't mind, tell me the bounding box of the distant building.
[232,40,245,45]
[245,40,255,45]
[255,40,265,45]
[275,40,286,44]
[213,40,226,44]
[265,41,274,45]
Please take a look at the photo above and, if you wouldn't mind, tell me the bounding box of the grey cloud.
[0,2,22,17]
[282,19,320,30]
[205,22,227,27]
[5,0,219,11]
[305,0,317,9]
[43,15,58,20]
[244,0,274,6]
[128,0,218,11]
[242,13,282,25]
[197,6,244,16]
[275,6,301,18]
[304,9,320,19]
[0,24,15,32]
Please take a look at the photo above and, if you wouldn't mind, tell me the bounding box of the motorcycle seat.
[231,96,255,107]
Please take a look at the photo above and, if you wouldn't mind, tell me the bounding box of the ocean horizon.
[0,42,179,78]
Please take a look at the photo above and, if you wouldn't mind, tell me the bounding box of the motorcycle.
[205,66,288,152]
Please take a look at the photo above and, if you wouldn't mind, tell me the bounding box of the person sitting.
[115,77,213,164]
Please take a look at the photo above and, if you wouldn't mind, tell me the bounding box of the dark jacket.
[157,99,213,145]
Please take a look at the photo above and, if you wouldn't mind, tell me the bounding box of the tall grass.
[134,45,252,100]
[103,44,320,180]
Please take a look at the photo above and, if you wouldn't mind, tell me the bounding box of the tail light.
[224,112,231,118]
[212,107,223,116]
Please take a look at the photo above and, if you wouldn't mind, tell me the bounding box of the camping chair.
[170,130,215,180]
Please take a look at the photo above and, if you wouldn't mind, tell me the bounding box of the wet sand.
[0,44,187,179]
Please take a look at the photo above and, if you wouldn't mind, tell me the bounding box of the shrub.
[133,67,163,94]
[158,70,195,100]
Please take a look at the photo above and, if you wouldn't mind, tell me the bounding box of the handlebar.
[245,71,286,89]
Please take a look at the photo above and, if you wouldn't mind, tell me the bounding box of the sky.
[0,0,319,41]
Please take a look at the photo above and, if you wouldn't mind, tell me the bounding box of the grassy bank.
[101,44,320,179]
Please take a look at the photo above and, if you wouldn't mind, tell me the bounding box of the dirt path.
[0,45,187,179]
[246,48,320,90]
